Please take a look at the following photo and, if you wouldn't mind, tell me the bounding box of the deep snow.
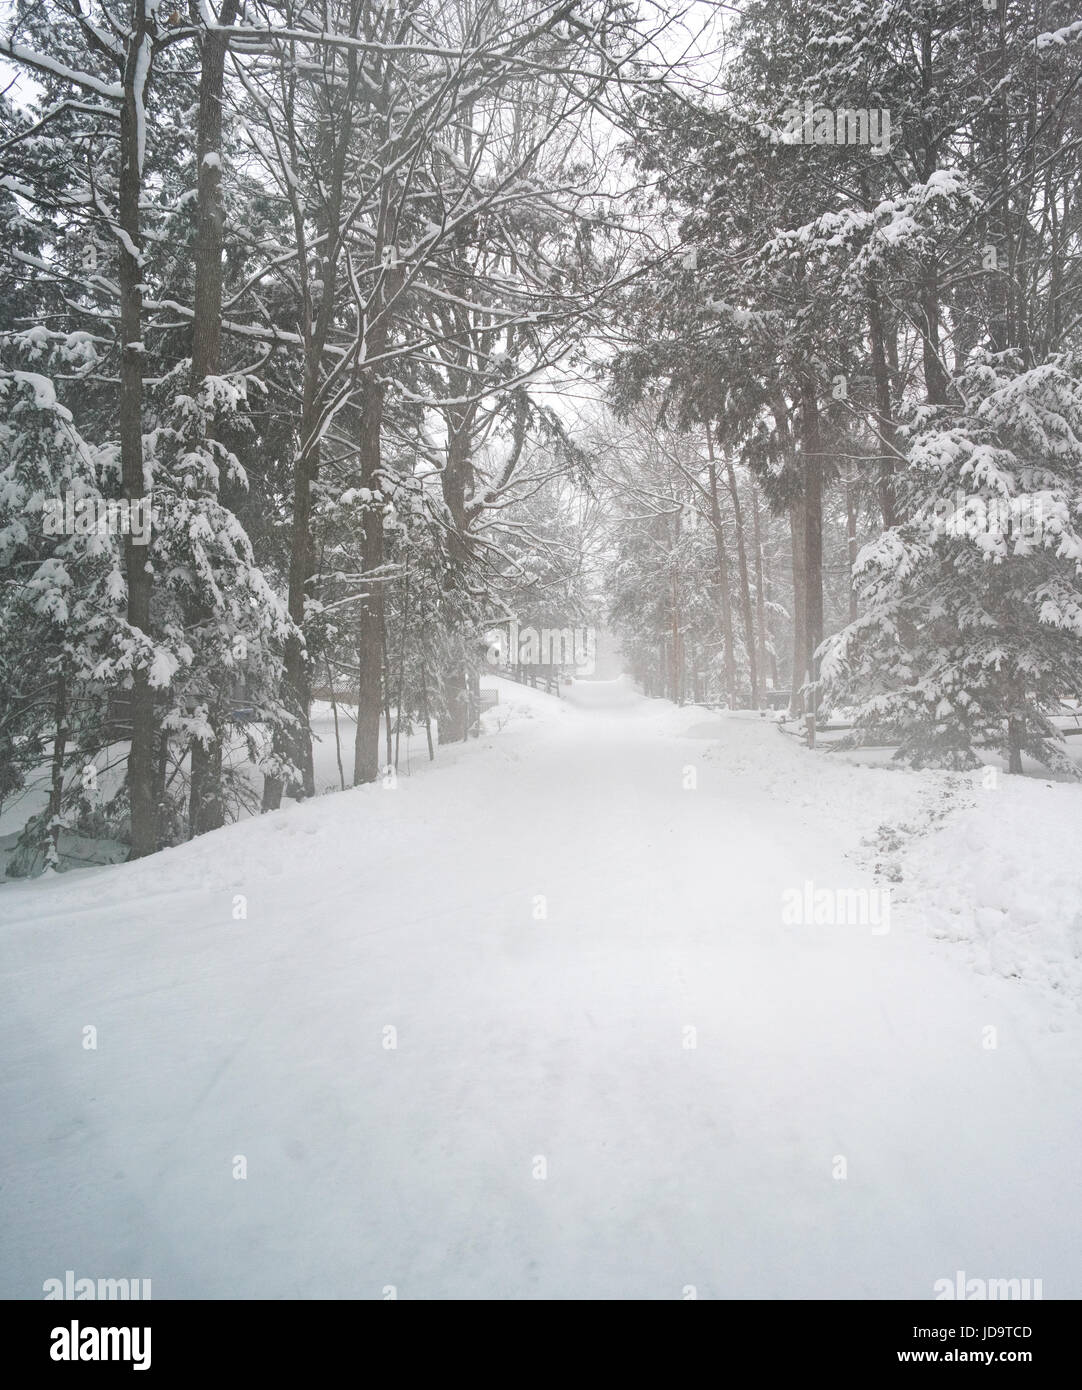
[2,676,1080,1298]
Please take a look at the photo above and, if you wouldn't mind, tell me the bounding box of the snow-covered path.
[2,677,1080,1299]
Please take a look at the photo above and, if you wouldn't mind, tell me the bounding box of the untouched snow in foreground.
[2,677,1081,1299]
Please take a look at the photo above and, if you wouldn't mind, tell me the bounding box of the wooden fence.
[494,664,564,697]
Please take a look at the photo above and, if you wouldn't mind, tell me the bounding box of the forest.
[2,0,1082,869]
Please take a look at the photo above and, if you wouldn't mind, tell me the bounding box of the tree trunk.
[188,0,239,837]
[920,265,951,407]
[788,498,806,717]
[394,565,411,770]
[381,608,393,767]
[846,466,859,625]
[800,378,824,745]
[705,428,737,706]
[437,411,475,744]
[354,380,385,784]
[1007,719,1024,775]
[670,567,683,705]
[46,669,67,868]
[438,663,470,743]
[725,459,758,707]
[120,13,156,859]
[1006,675,1025,775]
[768,397,804,716]
[267,404,318,806]
[264,33,363,809]
[918,21,950,409]
[421,663,435,761]
[752,483,769,692]
[865,273,899,527]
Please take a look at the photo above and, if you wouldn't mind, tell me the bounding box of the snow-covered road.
[2,676,1080,1298]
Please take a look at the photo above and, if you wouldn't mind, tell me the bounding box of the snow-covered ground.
[2,676,1081,1298]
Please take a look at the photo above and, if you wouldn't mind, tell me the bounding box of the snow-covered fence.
[497,664,563,697]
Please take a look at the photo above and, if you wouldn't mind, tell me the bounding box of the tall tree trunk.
[918,20,950,409]
[120,11,156,858]
[865,273,899,527]
[46,668,67,868]
[769,397,805,716]
[846,466,859,625]
[756,497,778,686]
[468,667,482,736]
[264,30,363,809]
[354,379,385,784]
[919,263,950,406]
[188,0,239,837]
[437,413,475,744]
[799,378,824,745]
[381,608,393,767]
[1006,674,1025,775]
[267,376,319,806]
[751,483,769,690]
[420,658,435,761]
[670,567,683,705]
[725,459,758,707]
[353,155,403,778]
[705,428,737,706]
[438,663,470,743]
[788,497,806,717]
[394,564,410,770]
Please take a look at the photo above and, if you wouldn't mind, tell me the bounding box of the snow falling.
[1,0,1081,1311]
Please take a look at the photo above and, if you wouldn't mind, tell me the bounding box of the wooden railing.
[494,664,564,697]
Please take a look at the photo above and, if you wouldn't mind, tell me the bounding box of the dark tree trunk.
[920,266,951,407]
[264,32,363,809]
[670,568,683,705]
[865,274,899,528]
[1007,720,1024,775]
[705,428,737,706]
[267,389,318,805]
[120,11,156,858]
[438,665,470,744]
[788,498,806,717]
[1006,675,1025,775]
[420,657,435,761]
[918,21,951,410]
[354,380,386,784]
[799,378,824,745]
[725,459,758,707]
[188,0,239,837]
[437,412,475,744]
[46,669,67,867]
[846,466,859,625]
[769,398,805,717]
[752,483,769,694]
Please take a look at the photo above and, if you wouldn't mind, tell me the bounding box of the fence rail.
[494,665,564,697]
[775,705,1082,751]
